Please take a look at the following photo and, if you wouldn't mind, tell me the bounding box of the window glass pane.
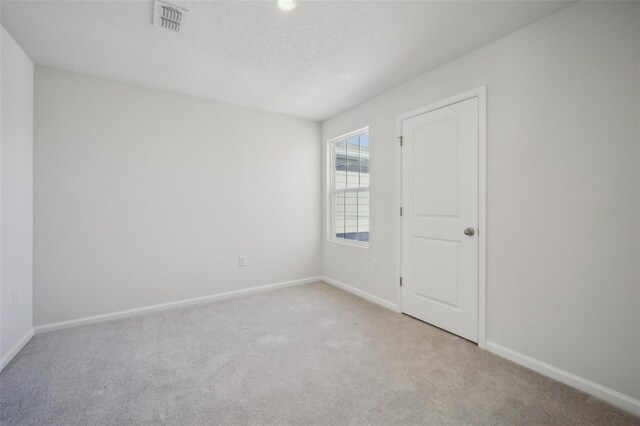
[332,190,369,243]
[334,141,347,190]
[342,192,358,240]
[333,192,345,238]
[346,137,360,189]
[334,216,345,239]
[359,134,369,188]
[334,192,345,217]
[357,190,369,242]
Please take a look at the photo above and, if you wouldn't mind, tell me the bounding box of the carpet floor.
[1,282,638,425]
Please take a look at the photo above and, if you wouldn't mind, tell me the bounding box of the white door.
[401,96,479,342]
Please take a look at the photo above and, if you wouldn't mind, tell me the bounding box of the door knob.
[464,228,475,236]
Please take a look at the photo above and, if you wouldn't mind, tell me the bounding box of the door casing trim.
[395,86,487,349]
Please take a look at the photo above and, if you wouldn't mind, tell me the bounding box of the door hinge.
[399,277,403,287]
[398,136,403,146]
[400,206,403,216]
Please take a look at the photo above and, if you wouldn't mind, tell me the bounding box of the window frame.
[327,127,370,248]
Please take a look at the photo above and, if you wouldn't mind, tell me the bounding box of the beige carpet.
[1,282,638,425]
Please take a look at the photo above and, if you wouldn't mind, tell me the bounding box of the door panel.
[413,119,459,217]
[401,97,479,342]
[412,237,459,308]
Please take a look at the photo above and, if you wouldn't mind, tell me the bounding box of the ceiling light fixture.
[278,0,297,12]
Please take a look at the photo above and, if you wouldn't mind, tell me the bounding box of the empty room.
[1,0,639,424]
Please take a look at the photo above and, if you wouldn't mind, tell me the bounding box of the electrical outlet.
[238,256,247,267]
[372,258,380,271]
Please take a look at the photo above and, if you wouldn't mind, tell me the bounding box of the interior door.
[401,96,479,342]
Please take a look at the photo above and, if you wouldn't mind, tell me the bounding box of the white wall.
[322,1,640,403]
[1,27,34,367]
[34,67,321,326]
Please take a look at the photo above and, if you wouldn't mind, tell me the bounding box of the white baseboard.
[35,276,322,334]
[486,341,640,416]
[0,328,35,372]
[321,276,398,312]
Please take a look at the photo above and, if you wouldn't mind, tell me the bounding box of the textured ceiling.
[1,1,570,121]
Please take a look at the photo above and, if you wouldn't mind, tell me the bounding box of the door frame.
[395,86,487,349]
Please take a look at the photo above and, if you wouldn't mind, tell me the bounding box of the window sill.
[328,239,369,249]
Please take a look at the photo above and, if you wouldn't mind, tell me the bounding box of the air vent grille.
[153,0,188,33]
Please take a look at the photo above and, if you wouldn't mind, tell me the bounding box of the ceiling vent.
[152,0,188,32]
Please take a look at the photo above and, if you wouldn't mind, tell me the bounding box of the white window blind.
[329,128,370,246]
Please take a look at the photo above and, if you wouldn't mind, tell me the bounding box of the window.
[329,128,370,246]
